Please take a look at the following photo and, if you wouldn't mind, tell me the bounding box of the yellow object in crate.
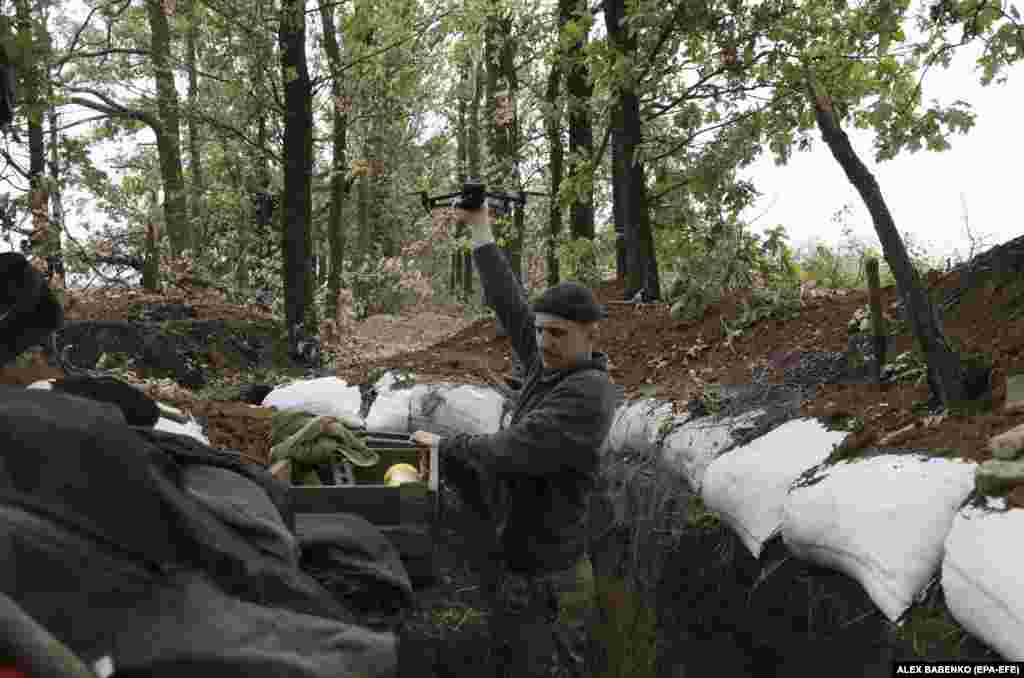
[384,463,421,486]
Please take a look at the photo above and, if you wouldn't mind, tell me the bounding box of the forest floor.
[5,238,1024,675]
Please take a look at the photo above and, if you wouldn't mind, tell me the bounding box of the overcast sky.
[739,40,1024,263]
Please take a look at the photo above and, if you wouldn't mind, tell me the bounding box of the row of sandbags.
[604,397,1022,661]
[273,374,1023,661]
[262,373,505,439]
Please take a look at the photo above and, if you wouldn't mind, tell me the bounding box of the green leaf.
[976,4,1001,31]
[1007,373,1024,407]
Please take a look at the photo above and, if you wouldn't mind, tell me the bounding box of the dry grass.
[590,452,698,677]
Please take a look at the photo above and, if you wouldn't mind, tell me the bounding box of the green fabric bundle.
[270,409,378,485]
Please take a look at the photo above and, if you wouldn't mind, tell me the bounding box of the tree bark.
[806,76,967,406]
[319,1,350,321]
[237,9,273,297]
[560,0,595,278]
[186,0,204,252]
[453,63,470,300]
[610,105,626,281]
[465,56,483,301]
[47,103,65,289]
[544,56,563,287]
[143,193,161,291]
[146,0,188,256]
[605,0,659,300]
[16,0,51,280]
[279,0,313,346]
[484,12,521,279]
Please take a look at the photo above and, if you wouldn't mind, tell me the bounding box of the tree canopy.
[0,0,1019,330]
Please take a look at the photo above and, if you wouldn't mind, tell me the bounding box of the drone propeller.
[413,183,548,215]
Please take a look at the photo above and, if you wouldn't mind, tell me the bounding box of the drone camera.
[455,180,486,210]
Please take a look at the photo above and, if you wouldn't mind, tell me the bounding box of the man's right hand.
[458,205,491,227]
[460,206,495,247]
[410,430,440,449]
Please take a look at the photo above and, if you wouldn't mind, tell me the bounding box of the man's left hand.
[410,430,440,449]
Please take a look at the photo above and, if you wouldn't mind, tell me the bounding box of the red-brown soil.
[336,268,1024,473]
[6,261,1024,488]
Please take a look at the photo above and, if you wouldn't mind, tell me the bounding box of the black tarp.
[0,388,398,676]
[1,252,408,676]
[296,513,414,625]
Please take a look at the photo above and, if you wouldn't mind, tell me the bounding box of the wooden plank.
[269,460,291,483]
[289,485,433,525]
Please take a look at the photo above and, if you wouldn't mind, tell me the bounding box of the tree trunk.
[16,0,50,280]
[186,0,204,252]
[143,219,160,291]
[147,0,188,256]
[465,56,483,302]
[143,193,161,291]
[611,105,627,281]
[544,56,563,287]
[47,104,65,289]
[605,0,659,300]
[561,0,595,279]
[319,1,350,321]
[806,76,968,406]
[238,11,273,297]
[453,64,470,300]
[279,0,313,347]
[485,12,521,278]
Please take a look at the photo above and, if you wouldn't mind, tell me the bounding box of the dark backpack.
[0,253,62,366]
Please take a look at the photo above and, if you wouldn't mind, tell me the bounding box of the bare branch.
[0,146,30,181]
[61,47,152,66]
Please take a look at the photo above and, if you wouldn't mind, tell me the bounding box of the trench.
[373,370,1004,677]
[585,394,1000,678]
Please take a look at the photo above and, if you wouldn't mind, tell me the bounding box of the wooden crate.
[287,442,440,586]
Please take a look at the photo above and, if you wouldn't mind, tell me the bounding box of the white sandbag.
[364,383,433,434]
[26,379,53,390]
[660,409,764,493]
[408,383,504,437]
[261,377,363,424]
[701,418,846,557]
[942,498,1024,660]
[153,416,210,445]
[366,382,504,436]
[603,399,673,456]
[781,454,976,621]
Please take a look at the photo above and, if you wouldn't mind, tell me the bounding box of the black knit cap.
[531,281,607,323]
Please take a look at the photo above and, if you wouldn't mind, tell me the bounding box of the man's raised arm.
[465,207,538,370]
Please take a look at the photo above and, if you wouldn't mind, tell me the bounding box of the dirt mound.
[336,267,1024,467]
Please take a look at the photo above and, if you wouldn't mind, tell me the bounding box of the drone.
[412,180,547,216]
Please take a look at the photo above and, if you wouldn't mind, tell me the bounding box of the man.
[412,204,619,678]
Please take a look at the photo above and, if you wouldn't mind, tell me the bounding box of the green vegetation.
[897,594,974,660]
[557,231,618,289]
[888,349,930,386]
[685,493,721,531]
[794,207,943,291]
[666,223,801,323]
[429,604,487,634]
[694,385,724,416]
[592,576,658,678]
